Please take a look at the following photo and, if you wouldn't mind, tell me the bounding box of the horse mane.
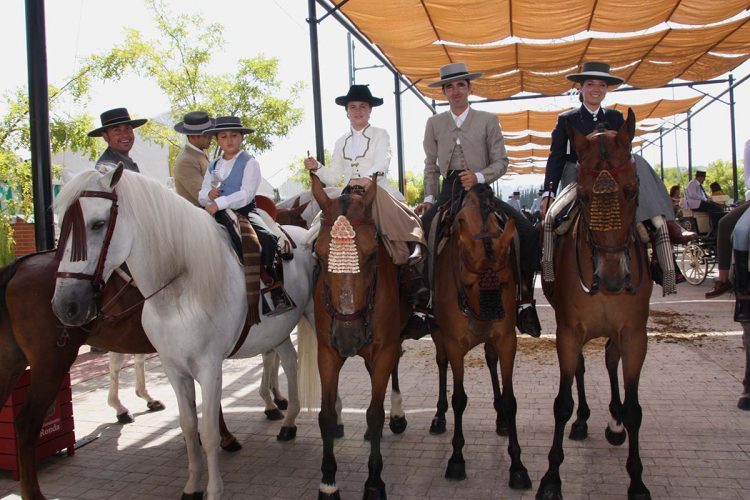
[55,169,231,307]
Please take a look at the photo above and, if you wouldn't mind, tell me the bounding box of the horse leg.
[536,338,578,500]
[429,336,449,435]
[494,335,531,490]
[620,335,651,500]
[388,350,407,435]
[444,345,469,480]
[335,393,344,438]
[739,324,750,410]
[108,352,134,423]
[197,365,224,500]
[362,349,398,500]
[260,351,284,421]
[604,340,627,445]
[269,350,288,410]
[218,405,242,452]
[162,367,204,499]
[569,352,591,440]
[134,353,165,413]
[484,343,507,436]
[318,351,345,499]
[274,337,300,441]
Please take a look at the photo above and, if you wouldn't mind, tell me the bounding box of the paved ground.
[1,276,749,499]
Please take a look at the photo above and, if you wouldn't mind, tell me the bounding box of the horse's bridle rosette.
[589,170,621,232]
[328,215,360,273]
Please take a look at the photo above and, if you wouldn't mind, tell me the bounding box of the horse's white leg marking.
[197,364,223,500]
[335,394,344,426]
[107,352,128,416]
[275,337,300,429]
[608,416,625,434]
[390,389,404,419]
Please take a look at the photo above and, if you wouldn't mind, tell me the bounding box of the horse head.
[570,108,638,293]
[312,174,379,357]
[451,184,517,334]
[276,198,311,228]
[52,164,133,326]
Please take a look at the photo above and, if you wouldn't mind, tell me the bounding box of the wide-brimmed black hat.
[88,108,148,137]
[695,170,707,177]
[174,111,215,135]
[335,85,383,107]
[428,62,483,88]
[202,116,254,135]
[566,62,624,86]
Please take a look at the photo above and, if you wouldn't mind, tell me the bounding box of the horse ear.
[292,197,300,209]
[568,121,588,158]
[298,200,311,213]
[620,108,636,146]
[99,163,125,190]
[311,173,332,213]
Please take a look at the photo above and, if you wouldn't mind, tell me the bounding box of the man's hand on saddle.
[414,201,433,216]
[459,170,478,191]
[205,202,219,216]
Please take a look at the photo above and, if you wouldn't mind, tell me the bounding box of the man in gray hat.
[88,107,147,172]
[173,111,215,206]
[414,62,542,337]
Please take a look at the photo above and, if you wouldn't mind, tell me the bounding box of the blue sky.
[4,1,750,196]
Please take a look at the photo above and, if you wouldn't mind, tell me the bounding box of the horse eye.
[91,220,106,231]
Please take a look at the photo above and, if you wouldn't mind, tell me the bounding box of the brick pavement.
[1,279,749,499]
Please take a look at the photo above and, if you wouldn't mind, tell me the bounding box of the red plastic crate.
[0,369,76,480]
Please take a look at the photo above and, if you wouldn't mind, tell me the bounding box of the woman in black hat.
[540,62,685,295]
[303,85,425,267]
[198,116,294,316]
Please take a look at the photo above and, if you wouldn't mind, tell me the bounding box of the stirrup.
[262,282,296,317]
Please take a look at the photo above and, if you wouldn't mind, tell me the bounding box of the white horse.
[52,166,317,499]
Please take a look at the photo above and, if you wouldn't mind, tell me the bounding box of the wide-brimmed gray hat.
[566,62,624,86]
[335,85,384,107]
[88,108,148,137]
[174,111,215,135]
[428,62,483,88]
[202,116,254,135]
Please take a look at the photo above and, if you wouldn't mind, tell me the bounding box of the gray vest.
[448,143,467,171]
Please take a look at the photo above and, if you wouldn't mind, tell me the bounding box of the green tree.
[706,159,745,202]
[286,151,335,190]
[95,0,304,169]
[403,171,424,206]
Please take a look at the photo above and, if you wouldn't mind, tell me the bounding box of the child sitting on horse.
[199,116,294,318]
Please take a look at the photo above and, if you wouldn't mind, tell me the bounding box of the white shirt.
[186,141,209,159]
[198,152,262,211]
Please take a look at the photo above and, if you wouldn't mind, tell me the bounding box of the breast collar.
[342,124,372,163]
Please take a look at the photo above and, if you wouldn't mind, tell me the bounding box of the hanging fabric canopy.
[504,134,552,147]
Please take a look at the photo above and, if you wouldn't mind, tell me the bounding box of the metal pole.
[729,74,739,202]
[346,32,354,87]
[394,74,405,195]
[687,110,693,180]
[307,0,325,164]
[25,0,54,250]
[659,131,664,181]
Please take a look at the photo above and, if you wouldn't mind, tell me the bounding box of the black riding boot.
[262,266,296,317]
[400,262,437,341]
[734,250,750,322]
[517,271,542,337]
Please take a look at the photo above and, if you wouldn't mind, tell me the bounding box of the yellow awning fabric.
[504,134,552,147]
[334,1,750,99]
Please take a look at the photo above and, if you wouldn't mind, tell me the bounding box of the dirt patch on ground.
[648,308,712,334]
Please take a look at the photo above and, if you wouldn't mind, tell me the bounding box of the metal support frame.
[729,74,739,201]
[394,74,405,193]
[307,0,325,164]
[687,110,693,180]
[659,132,664,181]
[25,0,54,250]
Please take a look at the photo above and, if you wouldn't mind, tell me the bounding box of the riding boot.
[734,250,750,322]
[517,271,542,337]
[262,266,296,317]
[400,250,437,341]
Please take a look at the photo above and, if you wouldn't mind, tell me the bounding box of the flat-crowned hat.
[335,85,383,107]
[695,170,707,177]
[202,116,254,136]
[513,191,520,196]
[428,62,483,88]
[174,111,215,135]
[566,62,624,86]
[88,108,148,137]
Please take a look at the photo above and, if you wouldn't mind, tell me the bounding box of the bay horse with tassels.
[537,109,653,500]
[311,174,409,500]
[430,183,531,489]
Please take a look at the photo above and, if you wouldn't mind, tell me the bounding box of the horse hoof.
[444,458,466,480]
[536,481,562,500]
[221,438,242,452]
[277,426,297,441]
[181,492,203,500]
[335,424,345,439]
[509,466,532,490]
[389,415,407,434]
[628,484,652,500]
[147,400,165,412]
[738,396,750,411]
[429,417,446,435]
[363,478,387,500]
[605,426,627,446]
[117,411,134,424]
[265,408,284,421]
[318,489,341,500]
[495,419,509,437]
[274,397,289,410]
[569,421,588,440]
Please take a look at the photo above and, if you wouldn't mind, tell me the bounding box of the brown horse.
[0,251,242,500]
[429,184,531,488]
[310,175,409,499]
[537,109,653,500]
[275,198,311,228]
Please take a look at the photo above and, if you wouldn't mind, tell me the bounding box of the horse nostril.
[65,301,79,320]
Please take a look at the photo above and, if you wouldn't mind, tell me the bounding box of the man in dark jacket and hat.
[88,107,147,172]
[173,111,215,206]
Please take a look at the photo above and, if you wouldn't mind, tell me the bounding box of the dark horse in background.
[537,109,654,500]
[310,174,410,500]
[429,184,531,488]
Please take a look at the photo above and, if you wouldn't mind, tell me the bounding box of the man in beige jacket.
[173,111,214,205]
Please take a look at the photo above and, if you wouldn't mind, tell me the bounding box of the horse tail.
[296,307,320,413]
